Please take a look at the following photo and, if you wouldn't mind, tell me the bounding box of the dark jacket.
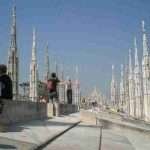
[0,74,13,99]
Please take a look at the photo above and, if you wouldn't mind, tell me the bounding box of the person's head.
[51,72,56,78]
[0,64,7,75]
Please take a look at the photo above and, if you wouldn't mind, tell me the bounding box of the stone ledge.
[80,110,150,134]
[0,100,47,125]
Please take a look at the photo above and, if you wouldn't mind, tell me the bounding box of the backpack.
[47,80,55,91]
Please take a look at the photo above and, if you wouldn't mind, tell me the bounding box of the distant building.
[87,87,105,108]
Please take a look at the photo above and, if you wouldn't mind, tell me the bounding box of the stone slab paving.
[0,112,149,150]
[0,137,35,150]
[0,114,80,150]
[43,123,134,150]
[102,129,135,150]
[123,129,150,150]
[43,123,100,150]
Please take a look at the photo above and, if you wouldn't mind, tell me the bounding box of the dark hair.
[0,64,7,74]
[51,72,56,78]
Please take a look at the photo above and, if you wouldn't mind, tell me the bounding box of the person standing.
[66,78,72,104]
[47,72,59,103]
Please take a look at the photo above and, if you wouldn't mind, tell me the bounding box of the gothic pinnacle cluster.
[110,20,150,122]
[6,5,81,103]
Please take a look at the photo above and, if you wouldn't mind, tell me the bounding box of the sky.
[0,0,150,96]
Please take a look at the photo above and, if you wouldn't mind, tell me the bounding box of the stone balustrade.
[0,100,78,125]
[0,100,47,125]
[59,103,78,115]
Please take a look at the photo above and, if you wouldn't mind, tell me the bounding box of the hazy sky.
[0,0,150,96]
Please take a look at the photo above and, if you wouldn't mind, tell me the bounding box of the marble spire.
[124,64,130,115]
[129,49,133,75]
[128,48,135,117]
[120,64,125,111]
[44,42,50,81]
[60,63,64,81]
[111,65,118,107]
[134,37,139,67]
[32,28,36,61]
[134,37,142,119]
[29,28,38,101]
[7,5,19,100]
[73,65,80,105]
[112,65,115,81]
[55,61,58,77]
[142,20,150,121]
[75,65,79,82]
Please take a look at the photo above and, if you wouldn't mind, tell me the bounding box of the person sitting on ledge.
[0,64,13,114]
[0,64,13,100]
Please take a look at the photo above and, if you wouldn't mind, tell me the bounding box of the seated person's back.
[0,65,12,99]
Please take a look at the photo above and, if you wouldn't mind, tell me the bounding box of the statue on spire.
[142,20,145,33]
[32,28,36,61]
[142,20,149,57]
[134,37,139,67]
[129,49,133,74]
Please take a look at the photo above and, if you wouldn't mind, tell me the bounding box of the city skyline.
[0,0,150,95]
